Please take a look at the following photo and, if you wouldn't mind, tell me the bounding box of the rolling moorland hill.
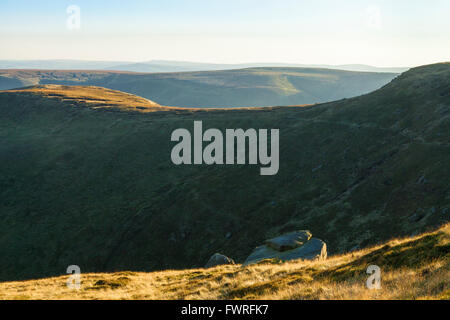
[0,67,398,107]
[0,62,448,282]
[0,59,409,73]
[0,223,448,300]
[104,61,408,74]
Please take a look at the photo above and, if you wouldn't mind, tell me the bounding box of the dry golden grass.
[4,84,168,112]
[1,223,448,300]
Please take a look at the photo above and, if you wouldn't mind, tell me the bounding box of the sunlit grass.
[1,223,448,300]
[4,84,312,112]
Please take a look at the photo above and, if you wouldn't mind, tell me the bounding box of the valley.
[0,62,448,282]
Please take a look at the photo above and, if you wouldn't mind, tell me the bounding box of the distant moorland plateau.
[0,67,398,107]
[0,59,409,73]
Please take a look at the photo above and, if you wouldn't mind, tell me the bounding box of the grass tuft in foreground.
[1,223,448,300]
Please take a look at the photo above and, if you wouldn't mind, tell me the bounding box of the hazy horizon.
[0,58,414,68]
[1,0,449,67]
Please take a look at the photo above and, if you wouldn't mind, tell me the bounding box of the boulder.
[279,238,327,261]
[244,236,327,266]
[264,230,312,251]
[242,245,280,266]
[204,253,235,268]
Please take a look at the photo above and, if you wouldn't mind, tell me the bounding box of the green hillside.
[0,67,397,107]
[0,62,448,281]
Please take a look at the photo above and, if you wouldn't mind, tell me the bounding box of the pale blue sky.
[0,0,449,66]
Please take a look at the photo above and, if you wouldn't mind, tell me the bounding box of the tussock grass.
[1,223,448,300]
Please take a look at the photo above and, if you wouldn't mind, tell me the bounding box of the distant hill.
[4,85,165,112]
[0,59,409,73]
[0,62,448,281]
[0,67,398,107]
[0,60,129,70]
[328,64,407,73]
[105,60,409,74]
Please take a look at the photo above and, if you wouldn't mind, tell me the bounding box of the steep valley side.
[0,63,448,281]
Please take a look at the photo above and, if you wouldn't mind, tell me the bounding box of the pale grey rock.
[244,236,327,266]
[264,230,312,251]
[204,253,235,268]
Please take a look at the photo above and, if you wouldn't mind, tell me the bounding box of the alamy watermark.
[170,121,279,175]
[66,265,81,289]
[366,265,381,289]
[66,5,81,30]
[366,5,382,30]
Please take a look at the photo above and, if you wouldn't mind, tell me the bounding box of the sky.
[0,0,449,67]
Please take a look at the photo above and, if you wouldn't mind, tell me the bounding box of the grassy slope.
[2,84,291,113]
[0,223,448,300]
[0,67,397,107]
[0,63,448,282]
[4,85,164,112]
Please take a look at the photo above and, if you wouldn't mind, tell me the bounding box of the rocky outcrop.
[204,253,235,268]
[265,230,312,251]
[244,231,327,266]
